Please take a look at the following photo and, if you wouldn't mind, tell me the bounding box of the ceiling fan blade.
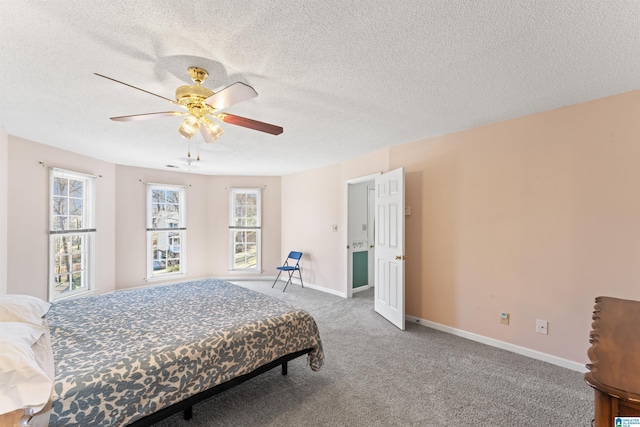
[110,111,186,121]
[94,73,178,105]
[218,113,283,135]
[205,82,258,110]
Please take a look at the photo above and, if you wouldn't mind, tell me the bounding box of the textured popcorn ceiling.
[1,1,639,176]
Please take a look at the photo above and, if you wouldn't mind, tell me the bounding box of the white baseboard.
[283,277,348,298]
[305,282,347,298]
[405,315,587,373]
[221,275,348,298]
[217,275,278,282]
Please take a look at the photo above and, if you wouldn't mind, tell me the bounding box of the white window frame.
[48,168,96,301]
[228,188,262,272]
[146,183,187,281]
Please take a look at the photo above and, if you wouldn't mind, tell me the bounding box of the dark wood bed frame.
[128,348,313,426]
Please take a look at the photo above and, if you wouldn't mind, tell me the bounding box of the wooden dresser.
[585,296,640,426]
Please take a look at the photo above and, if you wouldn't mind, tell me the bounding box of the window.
[49,168,95,301]
[147,184,186,280]
[229,188,261,271]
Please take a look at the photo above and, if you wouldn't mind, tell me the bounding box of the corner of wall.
[0,123,8,295]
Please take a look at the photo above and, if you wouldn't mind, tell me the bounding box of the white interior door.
[374,167,405,330]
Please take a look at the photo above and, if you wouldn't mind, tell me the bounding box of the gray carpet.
[154,281,593,426]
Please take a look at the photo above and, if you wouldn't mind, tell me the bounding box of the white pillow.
[0,322,44,345]
[0,322,52,414]
[0,295,51,325]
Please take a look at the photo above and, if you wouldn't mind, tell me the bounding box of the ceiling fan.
[95,67,283,159]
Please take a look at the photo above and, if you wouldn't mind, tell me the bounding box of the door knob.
[395,255,407,260]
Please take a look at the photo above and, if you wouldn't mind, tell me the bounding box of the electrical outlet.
[536,319,548,335]
[499,312,509,325]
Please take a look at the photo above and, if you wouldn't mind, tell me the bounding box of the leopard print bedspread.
[46,279,324,426]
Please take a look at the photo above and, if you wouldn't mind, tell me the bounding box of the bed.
[1,279,324,427]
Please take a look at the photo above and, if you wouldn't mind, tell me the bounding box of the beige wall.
[113,165,210,290]
[204,175,282,281]
[282,90,640,364]
[281,164,343,289]
[6,136,116,299]
[0,124,7,294]
[113,166,282,290]
[391,90,640,363]
[6,140,282,295]
[280,150,390,293]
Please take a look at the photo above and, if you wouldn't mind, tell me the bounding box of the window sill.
[51,288,95,302]
[146,272,186,283]
[227,269,262,274]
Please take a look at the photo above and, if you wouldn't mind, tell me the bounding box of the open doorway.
[345,173,379,299]
[346,169,406,328]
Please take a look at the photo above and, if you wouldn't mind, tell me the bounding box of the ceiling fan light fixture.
[178,116,199,139]
[202,118,224,142]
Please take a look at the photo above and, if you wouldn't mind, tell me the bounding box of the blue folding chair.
[272,251,304,292]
